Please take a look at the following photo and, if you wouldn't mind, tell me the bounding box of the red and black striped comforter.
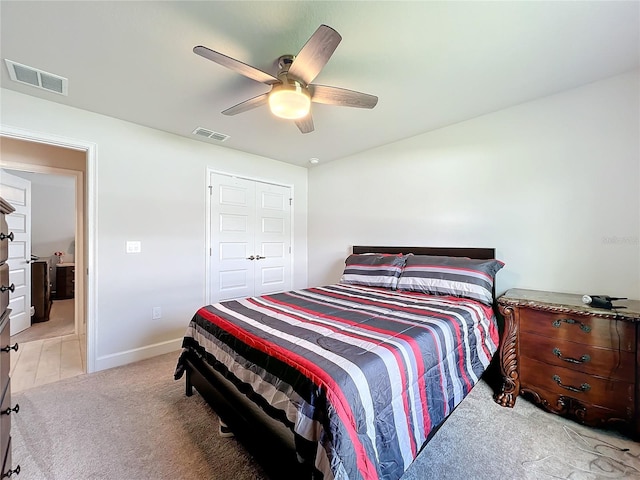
[175,284,499,480]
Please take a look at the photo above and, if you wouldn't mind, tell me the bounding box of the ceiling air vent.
[4,59,68,95]
[192,127,230,142]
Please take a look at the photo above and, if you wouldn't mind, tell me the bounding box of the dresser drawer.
[0,264,9,316]
[0,215,8,264]
[518,308,636,352]
[0,311,10,391]
[519,331,635,381]
[520,356,634,414]
[526,383,636,423]
[0,380,10,461]
[1,436,12,480]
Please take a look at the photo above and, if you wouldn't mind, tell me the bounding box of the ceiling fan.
[194,24,378,134]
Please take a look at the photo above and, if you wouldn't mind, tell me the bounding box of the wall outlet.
[152,306,162,320]
[126,241,141,253]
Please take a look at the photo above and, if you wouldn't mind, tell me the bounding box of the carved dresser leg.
[494,304,520,408]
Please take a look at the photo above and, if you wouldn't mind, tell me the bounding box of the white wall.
[1,89,308,371]
[308,71,640,299]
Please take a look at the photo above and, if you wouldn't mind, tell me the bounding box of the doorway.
[0,131,94,388]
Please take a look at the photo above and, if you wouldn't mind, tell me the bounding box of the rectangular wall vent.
[4,59,68,96]
[192,127,230,142]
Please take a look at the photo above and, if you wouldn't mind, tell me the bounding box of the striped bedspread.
[175,284,499,480]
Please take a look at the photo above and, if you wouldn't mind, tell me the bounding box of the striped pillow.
[340,254,406,289]
[396,255,504,305]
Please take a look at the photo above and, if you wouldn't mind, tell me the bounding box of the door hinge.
[208,185,213,195]
[209,247,212,256]
[289,198,292,206]
[289,246,291,254]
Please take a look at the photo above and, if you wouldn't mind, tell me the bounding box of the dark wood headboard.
[352,246,495,260]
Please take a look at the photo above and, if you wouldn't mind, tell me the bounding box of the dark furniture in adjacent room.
[1,195,20,478]
[495,288,639,438]
[55,264,74,300]
[31,261,51,323]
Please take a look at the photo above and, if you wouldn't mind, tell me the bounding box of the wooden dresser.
[55,264,74,300]
[495,288,639,438]
[31,261,51,322]
[1,196,20,478]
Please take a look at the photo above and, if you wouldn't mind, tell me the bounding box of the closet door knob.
[246,255,255,260]
[0,232,13,242]
[255,255,266,260]
[0,284,15,293]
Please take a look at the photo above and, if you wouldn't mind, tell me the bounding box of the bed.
[175,246,503,480]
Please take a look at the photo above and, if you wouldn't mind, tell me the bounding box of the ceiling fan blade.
[194,46,278,85]
[295,114,314,134]
[288,25,342,85]
[309,84,378,109]
[222,93,269,116]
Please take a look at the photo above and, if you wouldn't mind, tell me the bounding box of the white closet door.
[210,173,292,303]
[211,175,256,302]
[254,181,291,296]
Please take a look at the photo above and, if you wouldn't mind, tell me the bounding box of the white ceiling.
[1,1,638,167]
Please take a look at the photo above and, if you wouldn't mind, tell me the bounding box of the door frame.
[0,125,98,373]
[205,168,295,305]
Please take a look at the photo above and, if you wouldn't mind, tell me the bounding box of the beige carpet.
[11,299,74,343]
[402,383,640,480]
[10,352,640,480]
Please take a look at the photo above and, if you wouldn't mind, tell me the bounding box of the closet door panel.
[211,175,256,302]
[254,182,291,296]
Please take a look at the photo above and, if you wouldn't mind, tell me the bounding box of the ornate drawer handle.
[0,232,14,242]
[2,465,20,478]
[552,318,591,333]
[0,284,15,293]
[552,374,591,393]
[552,348,590,364]
[1,343,19,353]
[1,404,19,415]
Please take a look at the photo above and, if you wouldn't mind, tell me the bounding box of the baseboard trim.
[95,338,182,371]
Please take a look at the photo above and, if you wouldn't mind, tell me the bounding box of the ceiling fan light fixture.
[268,82,311,120]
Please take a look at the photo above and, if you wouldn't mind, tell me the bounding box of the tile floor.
[10,333,86,393]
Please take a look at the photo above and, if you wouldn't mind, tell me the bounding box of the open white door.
[0,170,32,335]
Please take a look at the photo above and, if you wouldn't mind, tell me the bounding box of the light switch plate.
[126,241,141,253]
